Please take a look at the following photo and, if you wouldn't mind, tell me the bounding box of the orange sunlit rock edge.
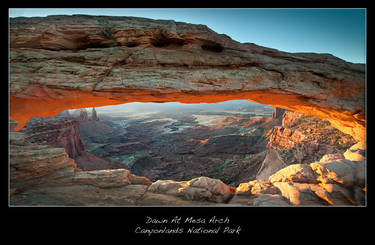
[9,15,365,143]
[10,88,365,143]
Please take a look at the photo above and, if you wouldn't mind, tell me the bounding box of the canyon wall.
[256,111,357,181]
[268,111,356,164]
[10,129,365,206]
[20,116,121,171]
[272,107,286,122]
[9,105,364,206]
[9,15,365,142]
[21,116,84,159]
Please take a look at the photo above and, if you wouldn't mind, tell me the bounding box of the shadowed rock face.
[21,116,84,159]
[272,107,286,122]
[256,149,287,181]
[19,115,122,171]
[9,15,365,142]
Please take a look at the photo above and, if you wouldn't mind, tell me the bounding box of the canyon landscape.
[9,14,366,206]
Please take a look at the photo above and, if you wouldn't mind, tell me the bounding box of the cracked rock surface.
[10,15,365,142]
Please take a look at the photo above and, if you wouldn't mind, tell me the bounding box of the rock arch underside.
[9,15,366,206]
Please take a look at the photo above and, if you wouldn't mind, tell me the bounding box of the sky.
[9,8,366,64]
[87,100,271,115]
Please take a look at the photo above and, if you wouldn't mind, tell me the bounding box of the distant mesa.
[56,110,72,118]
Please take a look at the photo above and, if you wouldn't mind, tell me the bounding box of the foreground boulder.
[229,180,289,206]
[310,159,365,189]
[230,156,365,206]
[72,169,131,188]
[343,142,366,161]
[147,176,235,203]
[268,164,319,184]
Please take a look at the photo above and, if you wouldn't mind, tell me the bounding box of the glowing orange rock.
[9,15,365,143]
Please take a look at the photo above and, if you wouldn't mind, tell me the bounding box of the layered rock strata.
[21,116,84,159]
[20,116,119,171]
[9,130,77,194]
[10,131,234,205]
[10,130,365,206]
[9,15,365,142]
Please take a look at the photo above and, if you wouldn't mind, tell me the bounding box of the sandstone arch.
[9,15,365,142]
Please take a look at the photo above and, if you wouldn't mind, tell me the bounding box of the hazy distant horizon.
[70,100,272,116]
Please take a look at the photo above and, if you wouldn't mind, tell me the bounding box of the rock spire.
[91,107,99,121]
